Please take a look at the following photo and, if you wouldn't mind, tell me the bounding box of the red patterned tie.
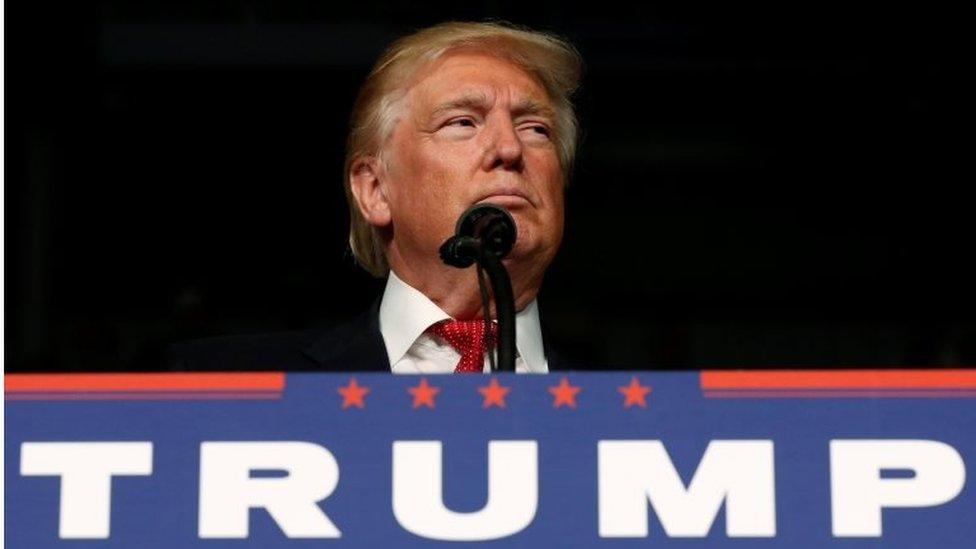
[428,319,499,373]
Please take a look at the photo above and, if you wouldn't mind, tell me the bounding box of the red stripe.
[4,372,285,392]
[5,391,282,401]
[704,389,976,399]
[700,369,976,390]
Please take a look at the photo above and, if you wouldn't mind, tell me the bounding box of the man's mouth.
[477,189,533,207]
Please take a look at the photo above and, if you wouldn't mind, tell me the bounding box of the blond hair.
[344,21,582,277]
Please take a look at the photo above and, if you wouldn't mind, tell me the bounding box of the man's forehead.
[426,90,555,118]
[408,52,551,108]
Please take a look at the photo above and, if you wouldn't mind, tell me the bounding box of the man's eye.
[522,124,551,138]
[445,118,476,128]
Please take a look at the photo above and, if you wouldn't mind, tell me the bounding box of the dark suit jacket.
[166,301,578,372]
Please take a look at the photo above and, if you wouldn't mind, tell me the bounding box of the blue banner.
[5,370,975,547]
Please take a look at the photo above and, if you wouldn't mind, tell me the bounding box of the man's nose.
[481,118,524,172]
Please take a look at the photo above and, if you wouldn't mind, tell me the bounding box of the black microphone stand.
[477,246,516,372]
[439,205,517,372]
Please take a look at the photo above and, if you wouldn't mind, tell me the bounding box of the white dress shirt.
[379,271,549,374]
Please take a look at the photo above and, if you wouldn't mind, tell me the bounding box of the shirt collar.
[513,299,547,373]
[378,270,547,371]
[379,271,451,367]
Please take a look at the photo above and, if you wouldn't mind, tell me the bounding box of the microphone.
[439,204,517,268]
[438,203,518,372]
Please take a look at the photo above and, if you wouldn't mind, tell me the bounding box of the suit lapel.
[301,300,389,372]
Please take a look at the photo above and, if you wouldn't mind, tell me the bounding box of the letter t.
[20,442,154,539]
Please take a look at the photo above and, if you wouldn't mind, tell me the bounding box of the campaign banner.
[5,370,975,548]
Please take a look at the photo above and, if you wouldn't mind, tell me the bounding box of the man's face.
[378,52,564,276]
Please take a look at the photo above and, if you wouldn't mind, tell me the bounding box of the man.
[170,22,582,373]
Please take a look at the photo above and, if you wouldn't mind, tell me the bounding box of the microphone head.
[455,204,517,258]
[438,236,478,268]
[439,203,518,269]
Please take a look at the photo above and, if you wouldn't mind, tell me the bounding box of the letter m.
[598,440,775,537]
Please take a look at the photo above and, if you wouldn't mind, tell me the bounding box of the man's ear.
[348,155,392,227]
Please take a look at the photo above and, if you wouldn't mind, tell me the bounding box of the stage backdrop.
[6,370,975,548]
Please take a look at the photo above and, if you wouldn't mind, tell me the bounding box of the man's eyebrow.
[512,98,556,119]
[429,93,491,118]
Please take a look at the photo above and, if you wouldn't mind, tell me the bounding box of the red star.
[548,377,581,408]
[407,377,440,409]
[478,378,511,408]
[618,377,652,408]
[337,378,370,409]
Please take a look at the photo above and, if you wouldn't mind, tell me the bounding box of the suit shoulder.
[165,330,325,371]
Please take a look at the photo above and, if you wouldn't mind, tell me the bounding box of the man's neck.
[387,250,543,320]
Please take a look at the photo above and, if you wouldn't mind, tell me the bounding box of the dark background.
[6,2,972,371]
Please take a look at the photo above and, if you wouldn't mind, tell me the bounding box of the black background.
[6,2,972,371]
